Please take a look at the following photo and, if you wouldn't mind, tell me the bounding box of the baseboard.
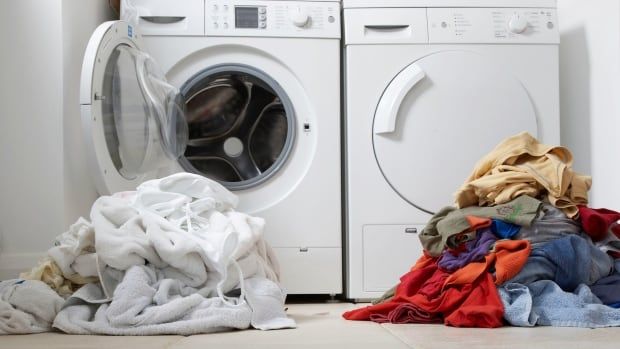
[0,252,45,280]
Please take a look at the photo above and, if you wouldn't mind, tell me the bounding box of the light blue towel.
[499,280,620,328]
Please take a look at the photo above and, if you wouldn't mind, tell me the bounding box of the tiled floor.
[3,302,620,348]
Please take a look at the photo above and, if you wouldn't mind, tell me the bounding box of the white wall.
[0,0,113,279]
[62,0,112,227]
[0,1,65,276]
[558,0,620,209]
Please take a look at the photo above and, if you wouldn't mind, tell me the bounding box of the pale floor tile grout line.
[379,324,418,349]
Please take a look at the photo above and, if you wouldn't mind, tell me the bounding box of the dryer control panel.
[427,8,559,44]
[344,7,559,45]
[207,0,340,38]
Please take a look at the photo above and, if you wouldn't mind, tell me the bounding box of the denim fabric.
[507,235,614,291]
[515,204,581,247]
[499,280,620,328]
[590,273,620,305]
[438,230,497,272]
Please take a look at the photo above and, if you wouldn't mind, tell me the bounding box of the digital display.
[235,7,259,28]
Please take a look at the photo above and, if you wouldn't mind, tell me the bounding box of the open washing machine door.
[80,21,188,194]
[372,50,538,214]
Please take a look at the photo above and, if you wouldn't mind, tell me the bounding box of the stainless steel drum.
[179,65,296,190]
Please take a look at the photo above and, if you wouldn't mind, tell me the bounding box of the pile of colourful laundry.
[344,132,620,328]
[1,173,295,335]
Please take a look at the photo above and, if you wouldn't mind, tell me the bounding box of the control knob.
[289,8,309,27]
[508,13,528,34]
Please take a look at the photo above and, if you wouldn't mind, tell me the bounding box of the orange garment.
[410,252,436,271]
[454,132,591,218]
[444,239,531,288]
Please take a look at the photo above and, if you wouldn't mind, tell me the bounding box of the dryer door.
[80,21,188,194]
[372,50,537,214]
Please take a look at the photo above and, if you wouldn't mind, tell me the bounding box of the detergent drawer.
[131,0,205,36]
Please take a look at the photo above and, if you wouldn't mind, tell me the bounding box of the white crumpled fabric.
[92,173,281,303]
[0,280,64,334]
[5,173,292,335]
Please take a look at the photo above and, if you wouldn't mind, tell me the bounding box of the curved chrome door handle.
[364,25,410,30]
[374,63,426,134]
[140,16,186,24]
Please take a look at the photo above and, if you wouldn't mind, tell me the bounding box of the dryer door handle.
[374,64,426,134]
[140,16,186,24]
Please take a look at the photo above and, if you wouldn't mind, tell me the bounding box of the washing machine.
[80,0,342,295]
[343,0,561,300]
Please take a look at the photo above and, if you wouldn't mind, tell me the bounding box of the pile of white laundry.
[1,173,296,335]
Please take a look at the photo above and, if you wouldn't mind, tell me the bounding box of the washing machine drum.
[180,71,294,190]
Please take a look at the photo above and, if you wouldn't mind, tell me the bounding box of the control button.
[223,4,228,11]
[441,21,447,28]
[223,22,228,29]
[328,15,335,23]
[289,8,309,27]
[547,21,554,29]
[259,22,267,28]
[259,7,266,14]
[260,14,266,20]
[212,4,218,11]
[508,13,529,34]
[213,22,218,28]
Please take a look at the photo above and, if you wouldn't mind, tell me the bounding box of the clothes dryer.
[81,0,342,294]
[343,0,560,299]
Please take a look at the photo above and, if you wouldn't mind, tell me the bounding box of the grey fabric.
[0,280,64,334]
[419,195,543,256]
[514,203,582,247]
[53,265,253,335]
[53,264,294,335]
[499,280,620,328]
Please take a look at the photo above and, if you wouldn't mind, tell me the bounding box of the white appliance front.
[344,6,560,299]
[81,0,342,295]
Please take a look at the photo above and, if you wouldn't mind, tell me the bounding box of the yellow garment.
[454,132,591,218]
[20,257,97,298]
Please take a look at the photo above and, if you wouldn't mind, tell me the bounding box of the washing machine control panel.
[207,0,340,38]
[427,8,559,44]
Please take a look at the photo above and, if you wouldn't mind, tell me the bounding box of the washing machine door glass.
[81,21,188,194]
[372,50,538,214]
[179,65,296,191]
[103,45,187,178]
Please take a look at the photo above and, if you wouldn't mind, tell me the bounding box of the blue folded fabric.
[490,219,521,239]
[499,280,620,328]
[507,235,614,291]
[609,302,620,309]
[590,273,620,305]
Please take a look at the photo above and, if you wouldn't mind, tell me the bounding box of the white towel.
[0,280,64,334]
[47,217,98,280]
[91,195,166,272]
[245,277,296,330]
[14,172,293,335]
[91,173,280,300]
[53,265,253,335]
